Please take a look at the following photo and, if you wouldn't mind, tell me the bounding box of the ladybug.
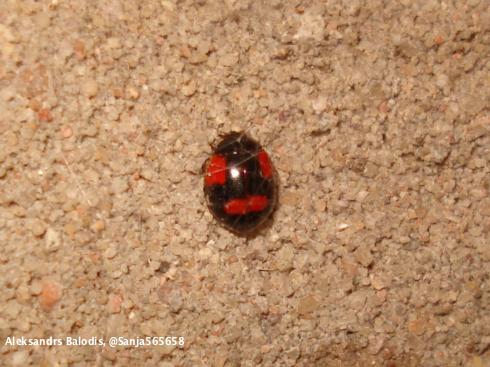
[203,132,278,235]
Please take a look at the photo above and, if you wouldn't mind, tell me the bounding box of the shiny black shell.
[203,132,277,235]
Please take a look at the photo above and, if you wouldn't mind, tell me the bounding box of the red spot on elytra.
[258,151,272,179]
[224,195,269,215]
[248,195,269,211]
[224,198,247,215]
[205,155,227,186]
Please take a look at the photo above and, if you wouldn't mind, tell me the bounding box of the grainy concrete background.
[1,0,489,366]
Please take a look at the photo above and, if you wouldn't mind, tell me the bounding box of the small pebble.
[274,244,294,272]
[29,219,47,236]
[433,35,444,45]
[220,52,238,67]
[370,274,388,290]
[181,82,196,97]
[0,86,16,101]
[73,39,85,59]
[407,318,425,335]
[64,222,78,237]
[37,108,53,122]
[61,126,73,138]
[16,319,31,332]
[157,261,171,273]
[107,37,121,49]
[104,244,117,259]
[112,177,129,194]
[297,295,320,315]
[125,85,140,99]
[337,223,350,231]
[108,294,122,313]
[355,247,374,267]
[82,79,98,98]
[45,227,62,251]
[30,280,43,295]
[11,351,29,366]
[39,280,62,311]
[168,289,183,313]
[225,326,242,343]
[91,219,106,233]
[4,300,21,318]
[12,206,26,217]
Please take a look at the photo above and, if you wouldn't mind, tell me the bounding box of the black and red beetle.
[203,132,278,235]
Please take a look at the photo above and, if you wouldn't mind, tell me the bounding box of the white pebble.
[45,227,62,252]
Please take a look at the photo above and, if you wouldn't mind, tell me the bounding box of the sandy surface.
[1,0,489,366]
